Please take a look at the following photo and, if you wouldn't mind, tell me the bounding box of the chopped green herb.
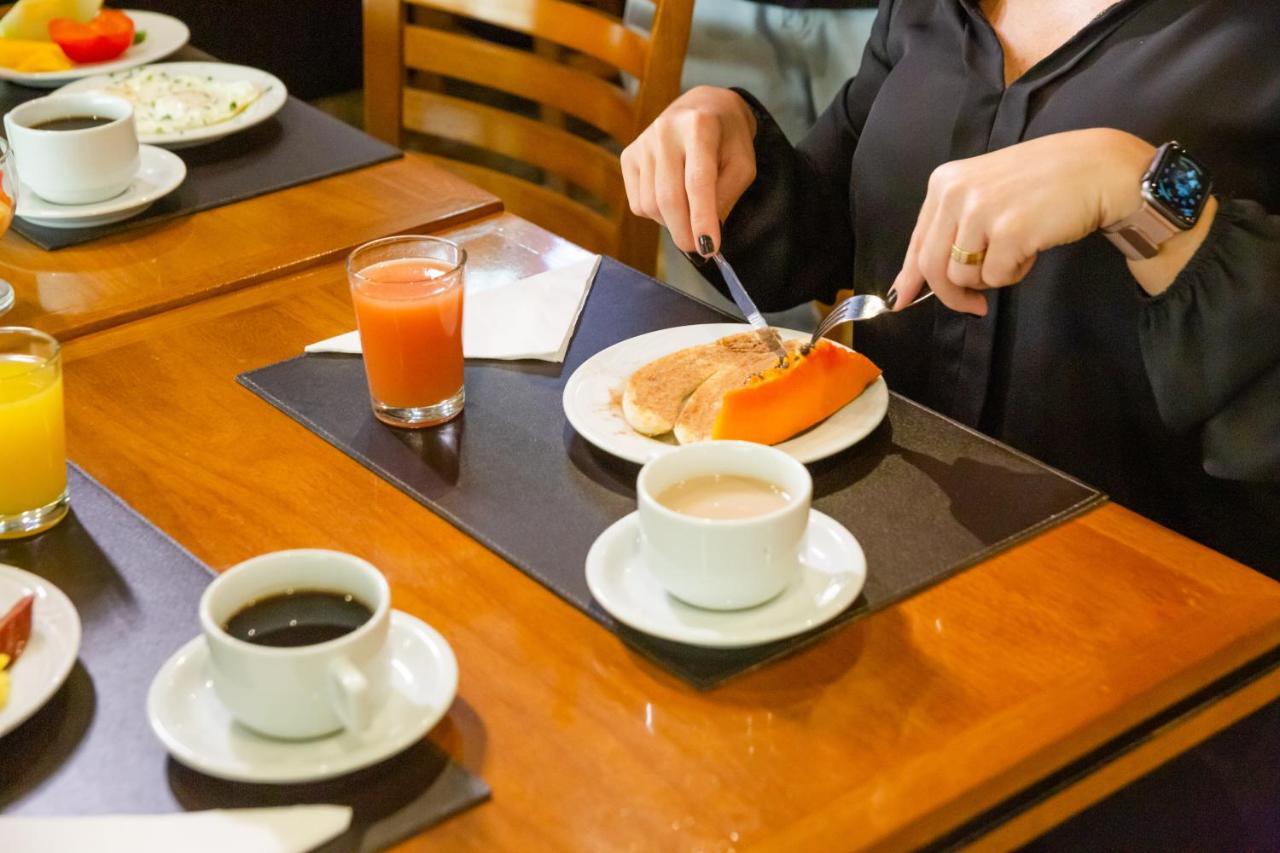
[132,30,147,45]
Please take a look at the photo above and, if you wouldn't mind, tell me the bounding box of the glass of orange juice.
[347,236,466,428]
[0,327,68,539]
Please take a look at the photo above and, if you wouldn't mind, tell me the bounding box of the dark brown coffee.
[224,589,373,648]
[30,115,114,132]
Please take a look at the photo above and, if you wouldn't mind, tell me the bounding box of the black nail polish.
[884,288,899,309]
[697,234,715,256]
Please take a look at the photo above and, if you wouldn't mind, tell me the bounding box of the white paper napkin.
[305,254,601,364]
[0,805,353,853]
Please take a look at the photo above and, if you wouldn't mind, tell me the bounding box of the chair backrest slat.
[404,24,634,141]
[402,87,625,211]
[406,0,649,79]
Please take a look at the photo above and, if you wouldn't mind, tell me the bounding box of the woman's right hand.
[620,86,759,257]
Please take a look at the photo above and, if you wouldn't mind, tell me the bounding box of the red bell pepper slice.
[48,10,135,65]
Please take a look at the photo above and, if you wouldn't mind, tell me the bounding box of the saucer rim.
[15,144,186,225]
[146,609,458,785]
[585,509,866,649]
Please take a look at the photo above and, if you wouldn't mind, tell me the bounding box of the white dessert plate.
[585,510,866,648]
[15,144,185,229]
[562,323,889,465]
[147,610,458,784]
[0,11,189,88]
[57,61,288,148]
[0,564,82,738]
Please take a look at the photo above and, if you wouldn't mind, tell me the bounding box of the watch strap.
[1102,198,1183,260]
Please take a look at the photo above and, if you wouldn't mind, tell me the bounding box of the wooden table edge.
[957,649,1280,851]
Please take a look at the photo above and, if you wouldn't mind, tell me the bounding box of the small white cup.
[200,549,391,740]
[4,93,140,205]
[637,442,812,610]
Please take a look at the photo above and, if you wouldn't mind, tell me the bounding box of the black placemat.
[0,465,489,849]
[238,258,1105,689]
[0,48,402,250]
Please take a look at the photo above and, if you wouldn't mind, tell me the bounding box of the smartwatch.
[1102,141,1212,260]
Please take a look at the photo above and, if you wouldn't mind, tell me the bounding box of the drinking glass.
[347,236,466,428]
[0,139,16,317]
[0,327,69,539]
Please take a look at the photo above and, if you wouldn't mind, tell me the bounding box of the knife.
[710,252,790,364]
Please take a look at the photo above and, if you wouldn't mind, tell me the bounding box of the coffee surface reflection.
[224,589,373,648]
[657,474,792,520]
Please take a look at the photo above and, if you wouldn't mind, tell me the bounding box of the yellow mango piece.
[0,38,72,71]
[0,0,101,41]
[0,653,9,710]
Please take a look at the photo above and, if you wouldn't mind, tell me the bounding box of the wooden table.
[56,212,1280,851]
[1,153,499,341]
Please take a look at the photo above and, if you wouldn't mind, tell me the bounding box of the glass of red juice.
[347,235,466,428]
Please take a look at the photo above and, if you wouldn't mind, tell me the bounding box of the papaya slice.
[711,340,881,445]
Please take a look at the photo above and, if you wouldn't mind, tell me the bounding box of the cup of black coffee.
[3,93,139,205]
[199,549,391,739]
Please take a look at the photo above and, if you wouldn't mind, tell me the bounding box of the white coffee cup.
[200,549,392,740]
[637,441,813,610]
[4,93,140,205]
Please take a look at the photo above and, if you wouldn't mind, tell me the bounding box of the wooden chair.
[362,0,694,275]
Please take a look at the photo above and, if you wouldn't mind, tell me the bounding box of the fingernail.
[697,234,715,256]
[884,288,899,309]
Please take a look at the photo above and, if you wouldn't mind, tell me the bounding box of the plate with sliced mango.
[0,564,80,737]
[0,0,187,87]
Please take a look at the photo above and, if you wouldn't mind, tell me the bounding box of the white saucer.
[147,610,458,784]
[0,564,82,738]
[15,145,186,229]
[586,511,866,648]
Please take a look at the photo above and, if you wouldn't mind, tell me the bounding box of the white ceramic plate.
[562,323,889,465]
[0,564,82,737]
[15,143,185,228]
[586,510,866,648]
[0,11,189,88]
[147,610,458,784]
[57,61,288,148]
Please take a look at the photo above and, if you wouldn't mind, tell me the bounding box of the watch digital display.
[1147,144,1211,229]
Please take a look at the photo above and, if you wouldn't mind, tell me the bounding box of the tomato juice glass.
[347,236,466,428]
[0,327,69,539]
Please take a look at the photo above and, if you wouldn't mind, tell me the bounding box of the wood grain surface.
[2,154,500,341]
[57,214,1280,851]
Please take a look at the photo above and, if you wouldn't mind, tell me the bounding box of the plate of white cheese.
[57,61,288,148]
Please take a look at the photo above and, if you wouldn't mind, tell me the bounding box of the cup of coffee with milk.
[4,92,139,205]
[637,441,813,610]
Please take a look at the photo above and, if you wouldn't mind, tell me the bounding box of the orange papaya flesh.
[710,340,881,445]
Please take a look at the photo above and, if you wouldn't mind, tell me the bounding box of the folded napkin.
[0,805,352,853]
[306,254,601,363]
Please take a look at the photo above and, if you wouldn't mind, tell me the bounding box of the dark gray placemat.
[0,465,489,848]
[238,259,1105,689]
[0,47,402,250]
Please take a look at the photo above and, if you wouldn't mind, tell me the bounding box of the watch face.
[1148,144,1211,229]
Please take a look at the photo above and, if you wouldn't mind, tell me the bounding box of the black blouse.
[706,0,1280,574]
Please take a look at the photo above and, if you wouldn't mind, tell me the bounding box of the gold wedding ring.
[950,244,987,265]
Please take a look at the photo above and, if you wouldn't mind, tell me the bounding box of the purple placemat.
[238,258,1105,689]
[0,465,489,849]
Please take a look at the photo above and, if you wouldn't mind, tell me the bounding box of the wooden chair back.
[363,0,693,274]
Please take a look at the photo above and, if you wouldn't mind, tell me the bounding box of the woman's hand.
[621,86,759,256]
[891,129,1157,315]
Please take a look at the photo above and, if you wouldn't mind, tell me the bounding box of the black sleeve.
[695,0,896,311]
[1139,197,1280,482]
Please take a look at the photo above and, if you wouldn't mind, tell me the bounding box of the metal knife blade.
[710,252,789,363]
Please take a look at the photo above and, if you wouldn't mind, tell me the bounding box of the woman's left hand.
[891,129,1156,315]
